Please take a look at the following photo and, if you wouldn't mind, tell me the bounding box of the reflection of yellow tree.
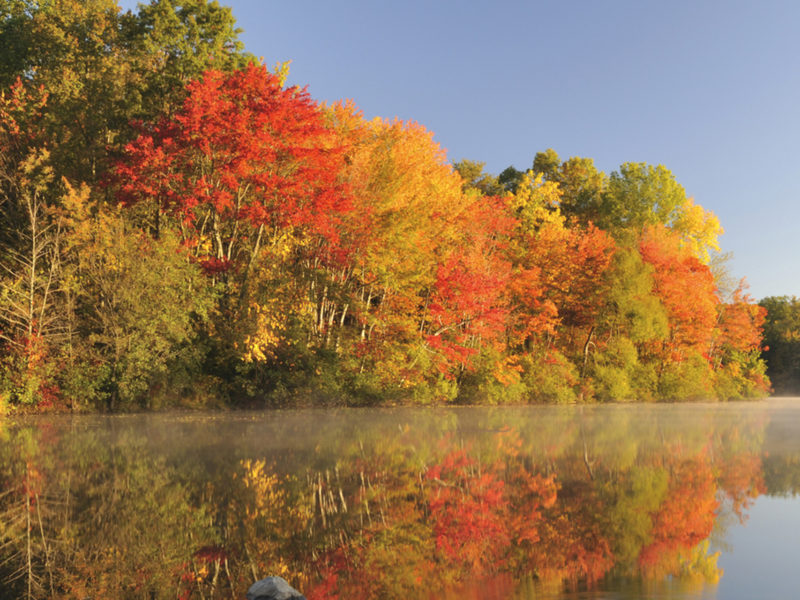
[63,453,214,599]
[224,459,308,588]
[319,437,437,599]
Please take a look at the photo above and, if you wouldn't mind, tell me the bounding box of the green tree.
[555,157,606,224]
[531,147,561,181]
[0,0,252,185]
[587,246,668,402]
[127,0,253,119]
[452,159,505,196]
[600,163,722,262]
[602,163,686,231]
[497,165,524,193]
[0,0,141,184]
[60,184,214,409]
[0,1,34,88]
[760,296,800,394]
[531,149,606,224]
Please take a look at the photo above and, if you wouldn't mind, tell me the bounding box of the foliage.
[532,148,605,225]
[0,0,770,409]
[760,295,800,394]
[59,184,214,409]
[453,159,506,196]
[0,0,252,184]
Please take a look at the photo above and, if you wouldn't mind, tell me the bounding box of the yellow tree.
[324,103,513,398]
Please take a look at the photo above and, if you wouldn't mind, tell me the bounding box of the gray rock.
[246,576,307,600]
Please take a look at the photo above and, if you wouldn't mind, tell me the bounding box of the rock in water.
[246,576,307,600]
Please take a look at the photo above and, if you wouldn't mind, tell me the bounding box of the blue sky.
[121,0,800,300]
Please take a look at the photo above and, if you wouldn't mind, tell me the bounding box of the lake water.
[2,399,799,599]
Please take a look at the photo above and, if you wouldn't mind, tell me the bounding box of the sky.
[120,0,800,300]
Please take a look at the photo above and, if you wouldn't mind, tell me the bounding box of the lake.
[2,399,799,599]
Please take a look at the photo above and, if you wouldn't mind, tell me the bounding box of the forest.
[0,0,778,412]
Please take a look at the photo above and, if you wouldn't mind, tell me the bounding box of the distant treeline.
[759,296,800,394]
[0,0,774,411]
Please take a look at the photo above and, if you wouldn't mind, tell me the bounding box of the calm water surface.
[2,399,800,599]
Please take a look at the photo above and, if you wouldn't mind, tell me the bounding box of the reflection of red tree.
[717,453,765,520]
[425,449,509,576]
[528,480,615,584]
[638,456,718,573]
[506,464,557,549]
[306,549,345,600]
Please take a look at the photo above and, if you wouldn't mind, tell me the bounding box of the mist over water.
[2,400,800,599]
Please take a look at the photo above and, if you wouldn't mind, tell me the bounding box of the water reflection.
[1,402,797,599]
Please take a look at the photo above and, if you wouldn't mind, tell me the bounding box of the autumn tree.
[423,195,513,382]
[1,0,255,409]
[114,63,351,399]
[0,79,67,406]
[711,283,769,399]
[318,104,515,400]
[0,0,769,408]
[503,171,616,401]
[116,62,348,264]
[638,225,718,399]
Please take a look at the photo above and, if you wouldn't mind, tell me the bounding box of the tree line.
[0,0,772,411]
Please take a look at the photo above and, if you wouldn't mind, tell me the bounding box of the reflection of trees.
[637,456,719,579]
[0,406,781,598]
[763,454,800,497]
[299,413,767,599]
[0,426,216,598]
[527,479,614,584]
